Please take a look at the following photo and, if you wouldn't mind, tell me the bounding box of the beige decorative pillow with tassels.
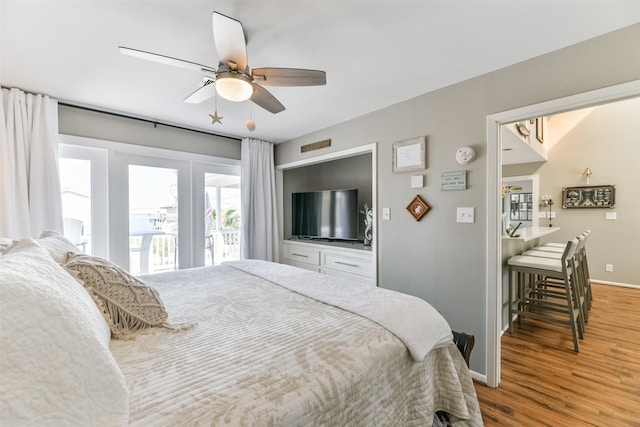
[64,253,189,339]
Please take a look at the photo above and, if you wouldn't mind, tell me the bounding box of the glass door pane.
[204,173,241,266]
[129,165,178,275]
[59,158,92,254]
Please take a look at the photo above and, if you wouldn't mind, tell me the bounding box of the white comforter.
[110,261,482,426]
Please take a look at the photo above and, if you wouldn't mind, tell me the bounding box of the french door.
[58,144,108,258]
[59,134,240,274]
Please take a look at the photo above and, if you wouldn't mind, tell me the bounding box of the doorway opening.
[485,80,640,388]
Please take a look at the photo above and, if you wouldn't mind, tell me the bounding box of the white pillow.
[0,238,14,255]
[37,230,80,263]
[3,239,111,345]
[0,239,128,426]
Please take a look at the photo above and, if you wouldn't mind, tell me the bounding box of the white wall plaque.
[441,171,467,191]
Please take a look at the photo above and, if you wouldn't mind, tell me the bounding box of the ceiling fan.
[119,11,326,114]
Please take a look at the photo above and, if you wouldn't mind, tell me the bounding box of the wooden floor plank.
[474,283,640,426]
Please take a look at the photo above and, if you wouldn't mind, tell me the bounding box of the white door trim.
[485,80,640,388]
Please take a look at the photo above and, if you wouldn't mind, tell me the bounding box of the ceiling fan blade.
[183,78,217,103]
[212,12,248,71]
[251,84,285,114]
[119,46,216,73]
[252,68,326,87]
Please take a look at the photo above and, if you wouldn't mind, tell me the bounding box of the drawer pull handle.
[291,253,308,258]
[335,261,359,268]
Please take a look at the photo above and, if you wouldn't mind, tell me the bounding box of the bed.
[0,234,482,426]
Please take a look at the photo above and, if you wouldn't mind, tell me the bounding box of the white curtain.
[0,88,63,239]
[240,138,279,261]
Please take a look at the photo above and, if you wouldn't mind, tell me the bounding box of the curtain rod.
[0,85,241,141]
[2,85,239,141]
[58,101,240,142]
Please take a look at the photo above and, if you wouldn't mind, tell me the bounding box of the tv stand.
[281,240,375,286]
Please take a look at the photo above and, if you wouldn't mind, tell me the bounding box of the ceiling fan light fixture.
[215,72,253,102]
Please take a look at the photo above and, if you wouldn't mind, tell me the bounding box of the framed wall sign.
[392,136,426,173]
[440,170,466,191]
[562,185,615,208]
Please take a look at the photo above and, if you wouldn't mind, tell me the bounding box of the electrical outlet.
[538,212,546,218]
[606,264,614,272]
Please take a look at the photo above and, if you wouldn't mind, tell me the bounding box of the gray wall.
[504,97,640,285]
[275,23,640,375]
[59,105,241,159]
[282,153,372,241]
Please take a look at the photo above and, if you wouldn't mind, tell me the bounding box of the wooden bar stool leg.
[509,267,514,334]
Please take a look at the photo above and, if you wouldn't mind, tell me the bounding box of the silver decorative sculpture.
[360,203,373,246]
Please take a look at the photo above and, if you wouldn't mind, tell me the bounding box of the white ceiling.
[2,1,639,143]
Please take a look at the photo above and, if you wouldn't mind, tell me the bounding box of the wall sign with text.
[441,171,467,191]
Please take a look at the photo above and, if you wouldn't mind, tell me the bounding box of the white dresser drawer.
[283,243,321,267]
[283,259,321,273]
[281,240,376,286]
[323,251,373,278]
[323,267,374,285]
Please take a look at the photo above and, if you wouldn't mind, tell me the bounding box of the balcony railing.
[216,229,241,262]
[130,229,240,275]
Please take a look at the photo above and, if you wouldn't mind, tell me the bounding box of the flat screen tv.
[291,189,358,241]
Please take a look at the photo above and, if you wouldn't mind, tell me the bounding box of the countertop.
[502,226,560,243]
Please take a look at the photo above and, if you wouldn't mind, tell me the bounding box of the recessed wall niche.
[282,153,373,242]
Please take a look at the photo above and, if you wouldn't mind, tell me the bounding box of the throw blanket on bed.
[224,259,453,361]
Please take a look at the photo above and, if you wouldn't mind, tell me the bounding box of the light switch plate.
[538,212,546,218]
[606,212,617,220]
[382,207,390,220]
[457,207,474,223]
[411,175,424,188]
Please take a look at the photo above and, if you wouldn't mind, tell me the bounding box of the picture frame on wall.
[392,136,426,173]
[406,195,430,221]
[562,184,615,208]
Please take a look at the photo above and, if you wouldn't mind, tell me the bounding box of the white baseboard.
[592,279,640,289]
[470,370,487,385]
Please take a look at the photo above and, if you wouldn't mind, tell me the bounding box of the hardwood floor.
[474,283,640,426]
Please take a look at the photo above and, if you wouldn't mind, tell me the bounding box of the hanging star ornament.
[209,110,223,125]
[209,88,223,125]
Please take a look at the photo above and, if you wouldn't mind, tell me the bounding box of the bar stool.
[540,230,590,251]
[532,231,592,314]
[523,237,589,325]
[508,239,583,352]
[575,232,593,310]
